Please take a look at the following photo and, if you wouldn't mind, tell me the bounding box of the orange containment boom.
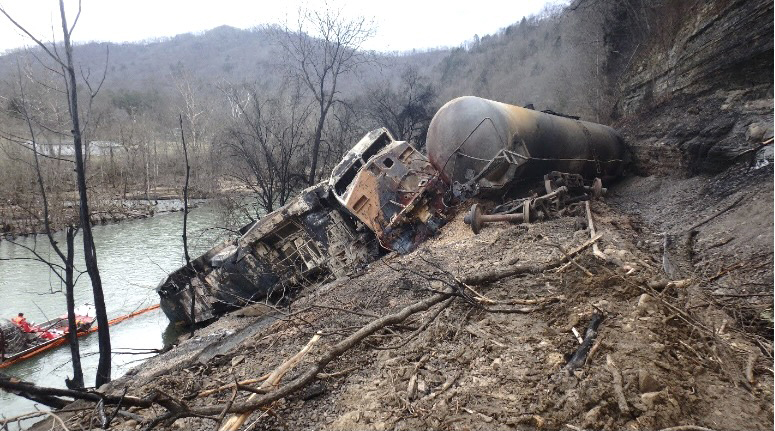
[0,304,160,369]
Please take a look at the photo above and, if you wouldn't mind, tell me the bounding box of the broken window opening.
[264,221,302,246]
[361,133,392,163]
[334,160,362,197]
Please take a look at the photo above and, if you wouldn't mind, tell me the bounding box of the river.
[0,203,224,421]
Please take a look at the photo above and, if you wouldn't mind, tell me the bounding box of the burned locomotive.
[157,97,627,325]
[157,128,442,324]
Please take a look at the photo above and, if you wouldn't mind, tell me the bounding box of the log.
[0,373,69,409]
[220,333,322,430]
[192,291,453,416]
[0,372,180,412]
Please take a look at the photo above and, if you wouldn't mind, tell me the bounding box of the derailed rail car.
[329,128,448,254]
[426,96,627,196]
[157,183,377,325]
[158,98,627,325]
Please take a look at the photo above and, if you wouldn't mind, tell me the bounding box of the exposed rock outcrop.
[614,0,773,175]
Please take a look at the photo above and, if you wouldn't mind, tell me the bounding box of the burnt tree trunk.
[307,92,332,186]
[64,226,84,389]
[308,116,324,185]
[59,0,111,387]
[180,115,195,333]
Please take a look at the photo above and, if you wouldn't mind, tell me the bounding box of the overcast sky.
[0,0,561,54]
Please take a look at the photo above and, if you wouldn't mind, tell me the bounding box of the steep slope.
[59,202,772,430]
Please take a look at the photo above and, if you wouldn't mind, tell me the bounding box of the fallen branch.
[648,278,693,290]
[220,332,322,430]
[197,373,271,398]
[734,136,774,160]
[371,297,454,350]
[556,233,603,273]
[0,373,190,419]
[103,387,128,428]
[657,426,719,431]
[0,409,71,431]
[0,372,73,409]
[688,195,745,231]
[412,254,560,311]
[460,283,556,306]
[0,373,164,409]
[548,242,594,276]
[460,283,497,303]
[316,366,358,379]
[461,235,603,286]
[0,405,101,427]
[44,411,70,431]
[585,338,604,367]
[566,314,605,370]
[585,201,607,260]
[418,371,460,404]
[461,263,551,286]
[193,291,453,417]
[745,352,758,385]
[214,377,239,430]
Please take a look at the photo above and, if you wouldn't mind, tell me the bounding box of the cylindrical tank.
[426,96,626,191]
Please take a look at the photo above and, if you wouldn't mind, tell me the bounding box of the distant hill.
[0,8,605,123]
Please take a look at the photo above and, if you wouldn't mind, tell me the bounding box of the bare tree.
[321,100,360,173]
[0,0,112,386]
[173,65,214,196]
[276,4,375,185]
[2,64,85,388]
[221,82,310,215]
[362,66,438,146]
[179,114,196,334]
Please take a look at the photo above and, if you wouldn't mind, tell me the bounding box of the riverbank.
[0,181,258,239]
[0,195,205,240]
[25,162,773,431]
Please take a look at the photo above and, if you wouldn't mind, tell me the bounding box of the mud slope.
[57,173,772,430]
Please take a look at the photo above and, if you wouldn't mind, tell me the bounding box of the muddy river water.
[0,203,222,419]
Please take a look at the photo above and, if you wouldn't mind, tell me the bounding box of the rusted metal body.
[329,128,448,253]
[426,96,626,196]
[157,183,377,324]
[158,127,449,325]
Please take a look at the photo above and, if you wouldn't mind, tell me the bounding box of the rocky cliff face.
[613,0,773,175]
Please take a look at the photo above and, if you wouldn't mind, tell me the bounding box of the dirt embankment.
[49,154,772,430]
